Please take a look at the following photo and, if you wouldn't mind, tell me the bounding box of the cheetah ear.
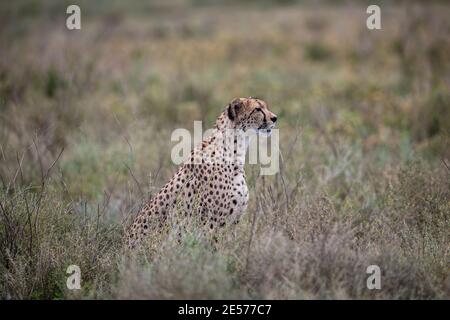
[227,98,244,121]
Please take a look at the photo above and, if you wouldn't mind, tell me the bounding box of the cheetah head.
[227,97,278,135]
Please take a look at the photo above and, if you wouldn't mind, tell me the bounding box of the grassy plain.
[0,1,449,299]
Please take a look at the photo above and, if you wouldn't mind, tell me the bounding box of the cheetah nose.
[271,116,277,123]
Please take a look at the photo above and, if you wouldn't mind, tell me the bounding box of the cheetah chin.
[258,127,274,137]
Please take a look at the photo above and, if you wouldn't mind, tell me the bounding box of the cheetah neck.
[214,111,235,131]
[206,111,252,167]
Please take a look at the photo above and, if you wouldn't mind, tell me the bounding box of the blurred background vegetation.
[0,0,449,299]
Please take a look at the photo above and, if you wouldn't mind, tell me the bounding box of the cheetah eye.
[255,107,262,111]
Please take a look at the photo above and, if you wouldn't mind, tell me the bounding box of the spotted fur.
[125,97,277,249]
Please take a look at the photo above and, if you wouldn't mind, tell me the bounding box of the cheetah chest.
[230,172,249,218]
[198,168,248,224]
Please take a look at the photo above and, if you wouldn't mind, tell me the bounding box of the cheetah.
[125,97,278,249]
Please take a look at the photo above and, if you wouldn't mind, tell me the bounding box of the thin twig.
[44,148,64,180]
[245,204,258,274]
[0,198,12,234]
[285,124,303,164]
[33,147,64,237]
[245,177,261,273]
[16,152,33,257]
[441,158,450,174]
[32,136,45,187]
[7,152,24,194]
[125,163,144,198]
[278,151,290,213]
[0,143,6,162]
[0,172,7,191]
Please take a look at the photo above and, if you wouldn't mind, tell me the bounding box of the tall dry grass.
[0,1,449,299]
